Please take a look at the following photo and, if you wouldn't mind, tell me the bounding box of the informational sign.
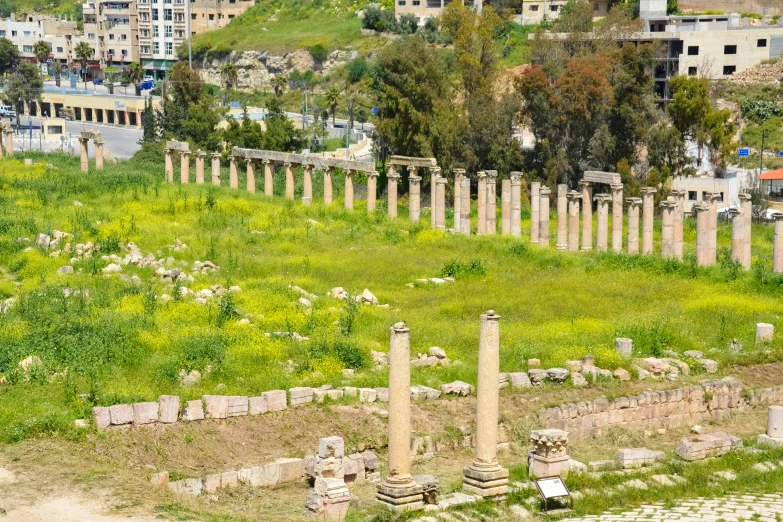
[583,170,621,185]
[778,151,783,157]
[738,148,750,157]
[114,100,126,111]
[534,476,573,514]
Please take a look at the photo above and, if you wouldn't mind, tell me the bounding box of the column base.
[376,480,424,512]
[462,464,509,499]
[529,454,569,479]
[302,197,312,205]
[556,244,567,251]
[758,434,783,448]
[580,246,593,251]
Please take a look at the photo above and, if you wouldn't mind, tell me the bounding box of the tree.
[128,62,144,96]
[104,70,120,95]
[270,74,286,98]
[356,109,368,130]
[33,40,50,81]
[309,44,328,63]
[74,41,93,89]
[141,96,157,143]
[170,62,203,106]
[49,62,65,87]
[0,0,12,18]
[0,37,21,76]
[181,96,223,151]
[5,62,43,131]
[324,87,341,125]
[647,125,691,177]
[220,63,238,106]
[262,96,302,152]
[346,58,368,83]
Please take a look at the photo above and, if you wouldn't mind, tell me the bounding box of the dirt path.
[2,496,159,522]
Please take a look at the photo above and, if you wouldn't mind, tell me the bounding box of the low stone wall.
[539,377,783,440]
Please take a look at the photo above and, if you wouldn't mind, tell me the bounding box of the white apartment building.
[0,19,45,60]
[136,0,187,77]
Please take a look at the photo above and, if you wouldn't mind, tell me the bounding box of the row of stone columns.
[78,136,104,172]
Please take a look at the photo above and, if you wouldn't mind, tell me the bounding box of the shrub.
[439,259,487,278]
[399,13,418,34]
[309,44,328,63]
[346,57,368,83]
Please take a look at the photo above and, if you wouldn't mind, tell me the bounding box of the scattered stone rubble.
[412,346,451,368]
[675,432,743,461]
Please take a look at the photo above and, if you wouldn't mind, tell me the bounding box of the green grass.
[499,23,534,69]
[2,151,783,444]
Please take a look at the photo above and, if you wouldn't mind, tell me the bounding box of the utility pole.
[761,131,768,173]
[186,0,192,68]
[345,96,353,155]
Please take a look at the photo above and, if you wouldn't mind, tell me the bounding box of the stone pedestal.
[211,152,221,186]
[344,170,355,210]
[435,178,447,230]
[693,203,710,267]
[580,181,593,251]
[430,167,441,227]
[409,175,422,222]
[460,177,471,235]
[611,184,623,253]
[264,159,273,196]
[454,169,465,232]
[706,192,719,266]
[567,191,581,252]
[229,156,239,189]
[367,171,378,212]
[195,151,205,184]
[246,159,256,193]
[641,187,656,255]
[285,162,295,200]
[615,337,632,357]
[377,323,424,511]
[740,193,752,268]
[180,151,190,184]
[303,166,314,205]
[595,194,611,252]
[463,311,508,500]
[759,406,783,448]
[79,137,89,173]
[501,179,511,235]
[729,208,743,265]
[660,199,676,258]
[94,140,104,170]
[529,429,570,478]
[387,171,399,218]
[477,172,488,235]
[511,173,522,237]
[774,212,783,273]
[531,181,540,243]
[485,171,497,235]
[627,198,642,254]
[556,184,567,250]
[539,186,551,247]
[3,130,12,157]
[324,167,334,205]
[757,323,774,344]
[672,189,686,260]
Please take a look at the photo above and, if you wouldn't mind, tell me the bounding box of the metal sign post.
[534,476,573,514]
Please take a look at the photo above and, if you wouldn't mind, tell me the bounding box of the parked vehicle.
[93,78,103,85]
[0,105,17,118]
[143,75,154,82]
[139,80,154,90]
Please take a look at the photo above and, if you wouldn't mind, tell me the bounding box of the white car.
[143,75,155,83]
[0,105,16,118]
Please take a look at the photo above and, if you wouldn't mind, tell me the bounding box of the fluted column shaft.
[367,171,378,212]
[511,174,522,237]
[627,199,642,254]
[530,181,540,243]
[485,171,497,235]
[501,179,511,235]
[611,184,623,253]
[460,177,471,235]
[556,184,567,250]
[477,172,487,235]
[539,186,550,247]
[567,192,581,252]
[641,187,656,255]
[580,181,593,251]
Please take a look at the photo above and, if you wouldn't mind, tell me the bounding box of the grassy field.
[2,151,783,448]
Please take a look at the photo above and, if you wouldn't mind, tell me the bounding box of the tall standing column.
[627,198,642,254]
[94,140,104,170]
[501,179,511,235]
[556,184,567,250]
[4,130,12,157]
[672,189,686,260]
[705,192,719,266]
[463,311,508,499]
[195,150,205,184]
[460,177,471,235]
[694,203,710,267]
[611,184,623,253]
[567,191,581,252]
[539,186,551,247]
[477,172,487,235]
[485,171,497,235]
[409,173,422,222]
[229,155,239,189]
[454,169,465,232]
[740,193,752,269]
[595,194,611,252]
[376,323,423,511]
[641,187,656,255]
[729,208,743,265]
[430,167,441,227]
[303,165,313,205]
[285,162,295,200]
[324,167,334,205]
[530,181,540,243]
[263,159,274,196]
[246,159,256,193]
[180,151,190,184]
[345,169,355,210]
[773,212,783,273]
[511,173,522,237]
[580,181,593,251]
[79,137,89,173]
[164,148,173,182]
[387,170,399,218]
[435,177,447,230]
[367,171,378,212]
[660,199,676,258]
[211,152,221,186]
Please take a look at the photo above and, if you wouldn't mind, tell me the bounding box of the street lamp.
[761,131,769,173]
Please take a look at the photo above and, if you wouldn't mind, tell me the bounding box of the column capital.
[391,321,408,334]
[435,177,447,186]
[481,309,500,321]
[180,150,190,157]
[626,197,642,206]
[510,172,522,184]
[670,189,687,197]
[705,191,721,202]
[387,172,400,181]
[261,158,271,165]
[477,171,488,180]
[641,187,657,195]
[345,168,356,177]
[485,170,498,181]
[692,202,710,214]
[94,140,104,146]
[211,151,221,158]
[660,200,677,209]
[409,175,422,184]
[566,190,582,200]
[367,170,379,179]
[594,193,612,203]
[728,208,742,218]
[738,193,752,202]
[453,168,466,176]
[247,158,257,165]
[578,180,593,188]
[610,183,623,191]
[773,211,783,221]
[408,166,419,176]
[431,166,441,176]
[230,155,239,161]
[79,136,90,144]
[540,186,552,196]
[284,161,293,168]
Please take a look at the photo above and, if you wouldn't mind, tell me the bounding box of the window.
[47,125,63,134]
[120,34,126,40]
[0,30,5,36]
[56,46,63,52]
[688,66,697,76]
[141,29,149,36]
[152,9,159,19]
[165,25,172,36]
[10,31,16,36]
[121,49,127,56]
[141,45,150,53]
[209,13,214,19]
[164,8,172,19]
[724,45,737,54]
[88,33,95,39]
[23,45,32,52]
[723,65,736,75]
[718,192,724,202]
[688,191,697,201]
[23,31,31,37]
[228,14,234,18]
[165,42,172,54]
[109,34,115,39]
[758,39,767,48]
[153,26,159,36]
[108,48,115,56]
[593,2,598,9]
[687,46,698,55]
[191,13,196,19]
[529,4,538,10]
[549,4,558,11]
[153,41,159,53]
[175,29,184,38]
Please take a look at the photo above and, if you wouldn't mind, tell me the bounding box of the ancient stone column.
[627,198,642,254]
[164,148,173,182]
[376,322,423,511]
[774,212,783,274]
[229,156,239,189]
[285,162,295,200]
[387,169,399,218]
[762,406,783,445]
[195,151,205,184]
[94,140,104,170]
[246,159,256,193]
[706,192,719,266]
[672,189,686,260]
[435,177,447,230]
[660,199,676,258]
[303,165,313,205]
[485,171,497,235]
[367,171,378,212]
[79,137,89,173]
[595,194,611,252]
[611,184,623,253]
[463,311,508,499]
[580,181,593,251]
[263,159,274,196]
[567,191,581,252]
[641,187,656,255]
[740,193,752,269]
[460,177,471,235]
[729,208,743,265]
[539,186,551,247]
[556,184,567,250]
[430,167,441,227]
[211,152,221,186]
[454,169,465,232]
[529,430,570,478]
[530,181,540,243]
[344,170,355,210]
[501,179,511,236]
[511,173,522,237]
[409,174,422,222]
[324,167,334,205]
[757,323,774,344]
[3,130,12,157]
[179,151,190,184]
[477,172,487,235]
[693,202,710,267]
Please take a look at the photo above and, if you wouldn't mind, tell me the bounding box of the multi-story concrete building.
[190,0,252,34]
[0,18,45,61]
[82,0,140,66]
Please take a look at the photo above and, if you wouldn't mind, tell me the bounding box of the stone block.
[203,395,229,419]
[410,385,441,400]
[319,436,345,458]
[342,386,358,397]
[615,337,633,357]
[249,396,268,415]
[571,372,588,387]
[227,396,249,417]
[361,450,378,471]
[92,406,111,430]
[359,388,377,403]
[699,359,718,374]
[441,380,474,396]
[150,471,169,486]
[237,468,253,484]
[315,457,345,479]
[276,457,305,483]
[528,369,547,385]
[204,473,221,493]
[675,432,742,461]
[375,388,390,402]
[159,395,180,423]
[547,368,569,383]
[250,463,280,487]
[756,322,774,344]
[169,478,203,497]
[109,404,133,425]
[326,389,344,401]
[613,368,631,381]
[509,372,532,388]
[758,434,783,448]
[132,402,159,425]
[221,471,238,488]
[616,448,665,468]
[528,358,541,368]
[182,399,205,421]
[345,453,365,483]
[262,390,287,411]
[289,387,313,406]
